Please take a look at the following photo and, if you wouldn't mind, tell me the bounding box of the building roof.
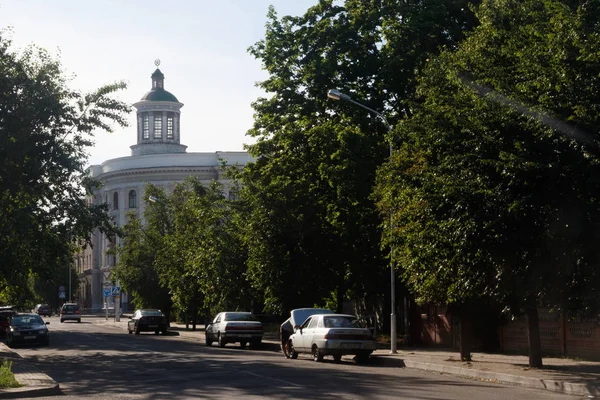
[140,88,179,102]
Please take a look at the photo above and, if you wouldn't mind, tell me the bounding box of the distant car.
[0,306,17,337]
[280,308,333,358]
[33,304,51,317]
[287,313,376,364]
[6,313,50,347]
[205,311,263,348]
[128,309,168,335]
[60,303,81,323]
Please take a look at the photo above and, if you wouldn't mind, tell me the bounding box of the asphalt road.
[8,316,581,400]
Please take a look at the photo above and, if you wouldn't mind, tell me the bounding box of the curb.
[373,355,599,397]
[0,383,61,399]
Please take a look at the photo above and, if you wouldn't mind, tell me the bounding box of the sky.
[0,0,320,166]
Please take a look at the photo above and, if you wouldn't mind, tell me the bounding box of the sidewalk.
[95,317,600,397]
[0,342,60,399]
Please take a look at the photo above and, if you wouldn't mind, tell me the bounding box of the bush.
[0,360,21,389]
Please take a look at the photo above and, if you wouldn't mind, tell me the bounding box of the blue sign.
[112,286,121,296]
[58,291,66,299]
[103,288,111,298]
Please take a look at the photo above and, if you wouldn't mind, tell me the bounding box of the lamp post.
[327,89,397,354]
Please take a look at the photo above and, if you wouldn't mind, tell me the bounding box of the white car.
[205,311,263,348]
[287,314,376,363]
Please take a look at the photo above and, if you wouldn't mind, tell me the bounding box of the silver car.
[288,314,376,363]
[205,311,263,348]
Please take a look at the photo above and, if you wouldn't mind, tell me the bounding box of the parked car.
[0,306,17,337]
[6,313,50,347]
[128,309,168,335]
[280,308,333,358]
[33,304,51,317]
[205,311,263,348]
[287,313,376,363]
[60,303,81,323]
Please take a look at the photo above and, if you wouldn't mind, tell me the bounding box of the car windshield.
[140,310,163,316]
[11,315,44,326]
[63,305,78,311]
[224,313,257,322]
[323,316,364,328]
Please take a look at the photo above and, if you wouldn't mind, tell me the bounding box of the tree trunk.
[526,305,543,368]
[459,316,472,362]
[185,312,189,330]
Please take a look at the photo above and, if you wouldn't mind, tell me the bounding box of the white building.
[75,64,253,312]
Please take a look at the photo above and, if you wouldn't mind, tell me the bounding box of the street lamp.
[327,88,398,354]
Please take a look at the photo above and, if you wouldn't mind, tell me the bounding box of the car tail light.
[226,325,263,332]
[60,310,64,315]
[324,333,372,340]
[76,310,80,315]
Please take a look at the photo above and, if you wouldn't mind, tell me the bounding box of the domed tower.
[131,60,187,156]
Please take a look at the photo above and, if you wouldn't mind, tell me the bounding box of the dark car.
[280,308,333,358]
[0,306,17,337]
[128,309,168,335]
[33,304,51,317]
[6,313,50,347]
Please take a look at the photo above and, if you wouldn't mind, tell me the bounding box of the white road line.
[242,370,303,387]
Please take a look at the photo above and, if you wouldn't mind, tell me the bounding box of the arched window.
[128,190,137,208]
[113,192,119,210]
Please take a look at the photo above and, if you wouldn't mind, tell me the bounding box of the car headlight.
[38,330,48,335]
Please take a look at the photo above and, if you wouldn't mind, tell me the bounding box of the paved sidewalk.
[0,342,60,399]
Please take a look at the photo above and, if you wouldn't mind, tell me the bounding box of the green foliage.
[0,32,130,299]
[242,0,480,313]
[376,0,600,314]
[0,360,21,389]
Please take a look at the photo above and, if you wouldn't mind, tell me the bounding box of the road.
[8,316,580,400]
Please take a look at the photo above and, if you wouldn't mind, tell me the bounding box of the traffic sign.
[102,271,111,280]
[111,286,121,296]
[59,291,66,299]
[103,288,111,298]
[59,286,65,292]
[103,282,111,287]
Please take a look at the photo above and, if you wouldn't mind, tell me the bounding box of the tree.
[242,0,481,321]
[376,0,600,366]
[0,32,130,303]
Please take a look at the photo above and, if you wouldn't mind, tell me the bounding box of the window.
[167,114,174,139]
[113,192,118,210]
[128,190,137,208]
[143,115,149,139]
[308,317,319,329]
[154,115,162,138]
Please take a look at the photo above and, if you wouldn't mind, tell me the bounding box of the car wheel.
[128,329,132,334]
[240,341,247,349]
[312,345,323,362]
[333,354,342,363]
[205,334,213,346]
[77,319,81,323]
[217,333,226,348]
[6,336,13,348]
[135,326,140,335]
[288,340,298,359]
[60,319,64,323]
[162,328,168,335]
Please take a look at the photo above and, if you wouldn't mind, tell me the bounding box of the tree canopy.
[0,32,130,304]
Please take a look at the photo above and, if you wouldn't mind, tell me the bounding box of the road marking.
[242,370,303,387]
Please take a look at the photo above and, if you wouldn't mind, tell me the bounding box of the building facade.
[75,64,253,312]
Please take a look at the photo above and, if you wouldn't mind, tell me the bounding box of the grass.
[0,359,22,389]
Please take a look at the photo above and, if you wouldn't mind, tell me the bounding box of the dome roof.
[140,88,179,102]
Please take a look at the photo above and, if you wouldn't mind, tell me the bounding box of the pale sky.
[0,0,319,166]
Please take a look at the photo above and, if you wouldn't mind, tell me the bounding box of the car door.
[301,316,320,351]
[296,316,313,352]
[208,313,222,341]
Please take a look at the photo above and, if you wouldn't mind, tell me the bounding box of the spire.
[151,59,164,89]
